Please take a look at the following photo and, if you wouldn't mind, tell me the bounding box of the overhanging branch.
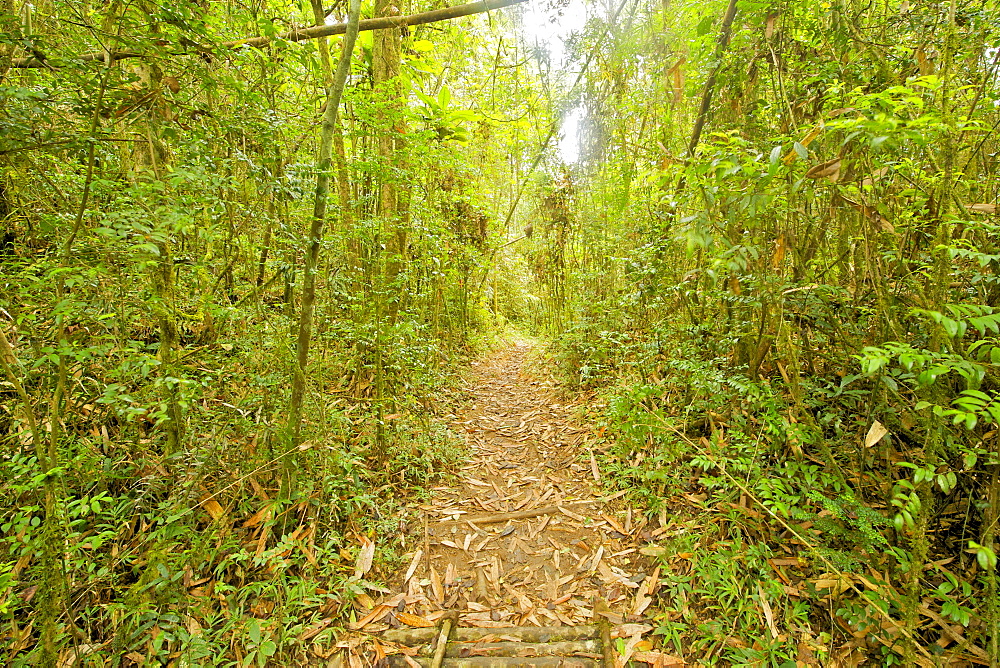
[11,0,527,69]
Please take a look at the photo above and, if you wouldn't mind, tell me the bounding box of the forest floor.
[335,339,683,665]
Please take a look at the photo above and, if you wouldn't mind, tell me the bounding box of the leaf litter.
[333,341,683,666]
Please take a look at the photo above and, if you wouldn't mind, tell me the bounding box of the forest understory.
[3,0,1000,665]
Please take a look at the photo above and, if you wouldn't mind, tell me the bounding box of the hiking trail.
[335,340,684,666]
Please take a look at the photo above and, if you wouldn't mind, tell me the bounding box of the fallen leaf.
[632,650,686,666]
[402,550,422,584]
[353,536,375,580]
[396,612,436,628]
[758,584,779,639]
[348,603,391,630]
[199,495,225,521]
[639,545,668,557]
[299,617,333,642]
[865,421,889,448]
[241,504,272,529]
[430,566,444,604]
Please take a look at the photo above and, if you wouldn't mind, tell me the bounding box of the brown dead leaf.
[804,157,842,183]
[965,203,997,214]
[758,584,779,639]
[349,603,391,631]
[199,494,225,521]
[430,566,444,604]
[841,197,894,233]
[765,12,778,39]
[632,650,686,666]
[241,504,272,529]
[865,421,889,448]
[396,612,436,628]
[402,550,422,584]
[352,536,375,580]
[299,617,333,642]
[771,233,787,269]
[667,58,685,106]
[812,574,853,598]
[783,125,823,165]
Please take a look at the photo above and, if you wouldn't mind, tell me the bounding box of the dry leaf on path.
[352,536,375,580]
[430,566,444,604]
[632,650,686,666]
[402,550,422,583]
[395,612,435,628]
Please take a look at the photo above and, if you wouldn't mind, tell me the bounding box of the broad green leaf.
[438,85,451,108]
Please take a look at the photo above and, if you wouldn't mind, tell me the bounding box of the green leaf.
[411,39,434,52]
[438,85,451,108]
[962,390,991,402]
[414,90,436,108]
[793,141,808,159]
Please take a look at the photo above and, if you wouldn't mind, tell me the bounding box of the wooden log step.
[386,657,599,667]
[390,640,601,659]
[445,640,601,657]
[382,625,601,646]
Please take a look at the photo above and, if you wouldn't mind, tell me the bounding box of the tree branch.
[11,0,527,68]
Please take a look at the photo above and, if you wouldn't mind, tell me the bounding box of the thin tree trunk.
[286,0,362,459]
[685,0,739,157]
[374,0,407,324]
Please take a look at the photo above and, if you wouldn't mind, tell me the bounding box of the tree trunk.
[285,0,362,469]
[374,0,408,323]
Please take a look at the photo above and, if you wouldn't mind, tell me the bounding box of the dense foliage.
[1,0,546,663]
[539,0,1000,663]
[3,0,1000,664]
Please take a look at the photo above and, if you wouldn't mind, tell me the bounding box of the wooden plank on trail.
[382,625,602,645]
[435,502,599,526]
[386,658,600,667]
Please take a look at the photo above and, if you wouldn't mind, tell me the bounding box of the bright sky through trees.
[521,0,588,162]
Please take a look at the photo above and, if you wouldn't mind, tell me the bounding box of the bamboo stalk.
[431,614,458,668]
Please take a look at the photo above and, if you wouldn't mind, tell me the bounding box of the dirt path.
[338,341,680,664]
